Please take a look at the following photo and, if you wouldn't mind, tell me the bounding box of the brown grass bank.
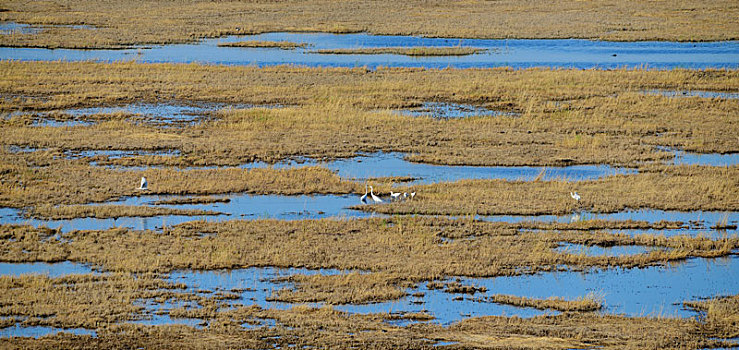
[485,294,603,312]
[311,47,486,56]
[217,40,306,49]
[0,0,737,49]
[29,204,224,220]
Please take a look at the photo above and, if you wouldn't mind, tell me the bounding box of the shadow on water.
[1,32,737,69]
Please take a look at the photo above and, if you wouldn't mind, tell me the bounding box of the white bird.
[370,186,383,203]
[403,192,408,200]
[409,192,416,200]
[570,191,580,202]
[139,176,148,190]
[360,184,369,204]
[390,191,401,201]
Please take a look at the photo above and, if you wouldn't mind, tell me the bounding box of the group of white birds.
[360,184,415,204]
[138,176,577,205]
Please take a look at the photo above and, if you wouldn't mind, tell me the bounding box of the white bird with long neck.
[360,184,369,204]
[370,186,383,203]
[570,191,580,202]
[390,191,401,201]
[139,176,148,190]
[409,192,416,200]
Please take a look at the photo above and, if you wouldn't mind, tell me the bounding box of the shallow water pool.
[1,32,737,69]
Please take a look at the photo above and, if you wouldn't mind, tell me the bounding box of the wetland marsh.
[1,1,738,349]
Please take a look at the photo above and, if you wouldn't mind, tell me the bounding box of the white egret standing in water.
[139,176,148,190]
[570,191,580,202]
[370,186,383,203]
[360,184,369,204]
[390,191,401,201]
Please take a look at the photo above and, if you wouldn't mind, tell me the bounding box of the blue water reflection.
[1,32,737,69]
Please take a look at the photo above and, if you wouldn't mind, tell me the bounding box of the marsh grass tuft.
[311,47,487,56]
[217,40,307,49]
[485,293,603,312]
[30,204,224,219]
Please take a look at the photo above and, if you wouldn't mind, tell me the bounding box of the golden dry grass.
[1,262,736,349]
[2,297,736,349]
[30,204,223,219]
[1,217,736,306]
[361,165,739,216]
[441,311,734,350]
[0,149,357,208]
[0,273,186,329]
[311,47,486,56]
[1,62,737,168]
[0,220,735,348]
[684,295,739,338]
[151,196,230,205]
[217,40,306,49]
[486,294,603,312]
[0,0,737,49]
